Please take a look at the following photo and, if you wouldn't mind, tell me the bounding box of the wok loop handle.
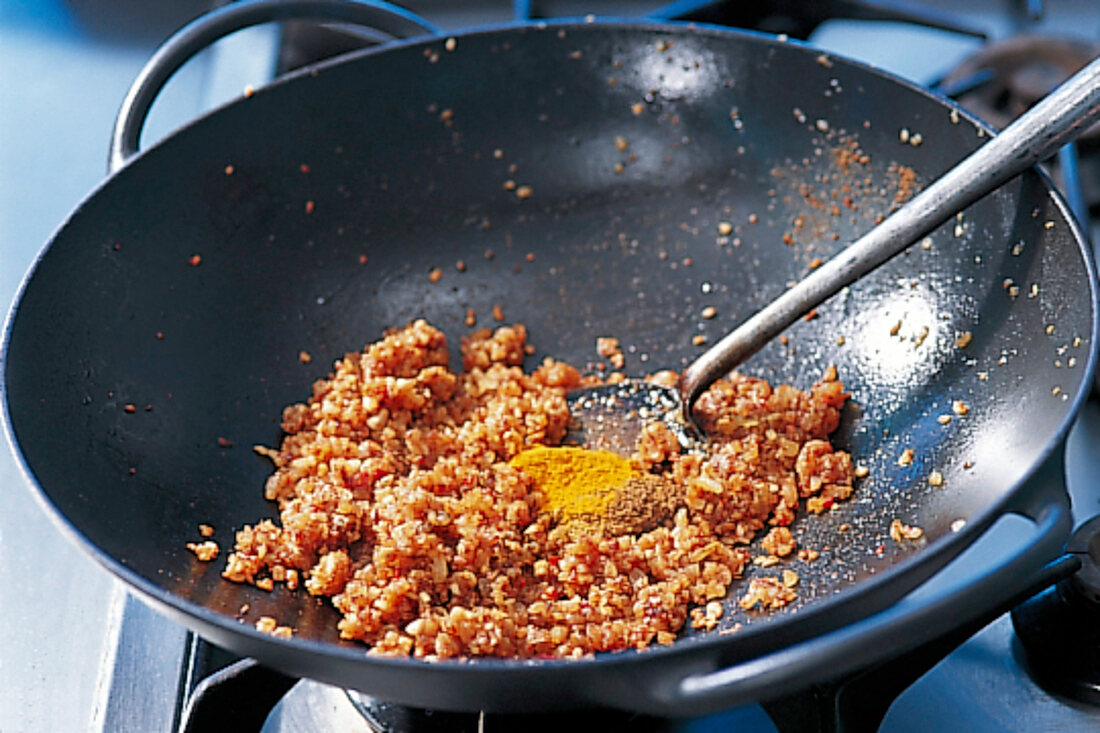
[108,0,439,173]
[680,54,1100,413]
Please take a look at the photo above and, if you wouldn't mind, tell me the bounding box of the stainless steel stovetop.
[3,1,1100,731]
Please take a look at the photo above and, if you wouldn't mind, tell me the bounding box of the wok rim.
[2,16,1098,692]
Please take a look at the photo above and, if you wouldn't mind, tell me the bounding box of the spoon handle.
[681,54,1100,410]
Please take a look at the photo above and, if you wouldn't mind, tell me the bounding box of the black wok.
[3,0,1097,717]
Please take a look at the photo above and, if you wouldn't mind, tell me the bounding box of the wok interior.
[5,25,1093,655]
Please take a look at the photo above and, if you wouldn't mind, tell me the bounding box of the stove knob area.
[1012,515,1100,705]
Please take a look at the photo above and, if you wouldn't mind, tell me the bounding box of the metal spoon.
[567,54,1100,455]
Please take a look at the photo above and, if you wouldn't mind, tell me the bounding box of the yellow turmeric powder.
[509,446,633,520]
[509,446,685,536]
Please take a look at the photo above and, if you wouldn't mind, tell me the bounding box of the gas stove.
[3,1,1100,731]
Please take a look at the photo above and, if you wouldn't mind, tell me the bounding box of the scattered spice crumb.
[753,555,780,567]
[187,541,219,561]
[889,320,902,336]
[444,37,456,51]
[465,309,476,327]
[739,577,797,611]
[516,185,533,199]
[835,335,846,346]
[123,403,136,414]
[853,464,869,478]
[456,260,466,272]
[631,102,644,115]
[761,527,796,557]
[492,304,505,321]
[890,519,924,542]
[199,524,215,538]
[928,471,944,487]
[305,200,315,214]
[525,253,535,262]
[614,136,629,152]
[692,334,706,346]
[254,616,293,639]
[224,165,234,175]
[701,306,717,320]
[428,268,443,283]
[955,332,972,348]
[797,548,820,561]
[358,254,368,264]
[898,448,914,467]
[782,569,799,588]
[717,221,733,236]
[803,308,818,322]
[156,331,164,340]
[298,350,312,364]
[188,254,202,267]
[937,415,952,425]
[952,400,969,416]
[596,336,620,358]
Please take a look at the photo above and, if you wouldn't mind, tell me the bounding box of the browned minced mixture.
[221,320,853,659]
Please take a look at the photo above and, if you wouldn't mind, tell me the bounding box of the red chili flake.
[525,253,535,262]
[299,164,310,174]
[803,308,819,322]
[128,467,136,475]
[217,437,234,448]
[304,200,315,214]
[113,242,122,251]
[188,254,202,266]
[821,497,834,510]
[144,404,153,412]
[358,254,368,264]
[155,331,164,340]
[123,403,136,413]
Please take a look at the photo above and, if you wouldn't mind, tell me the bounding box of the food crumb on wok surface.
[889,519,924,542]
[255,616,293,639]
[187,541,219,562]
[219,321,855,659]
